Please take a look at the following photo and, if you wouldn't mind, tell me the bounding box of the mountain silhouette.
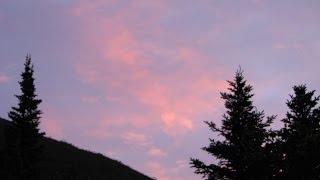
[0,117,154,180]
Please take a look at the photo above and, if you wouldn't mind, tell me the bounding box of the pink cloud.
[84,115,150,140]
[74,39,226,137]
[41,119,63,139]
[146,162,170,180]
[101,115,150,129]
[104,30,147,66]
[147,147,167,158]
[0,74,9,83]
[145,160,191,180]
[161,112,193,136]
[122,132,150,146]
[41,107,63,140]
[65,2,229,178]
[84,127,114,139]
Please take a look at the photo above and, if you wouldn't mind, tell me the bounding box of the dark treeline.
[0,56,152,180]
[191,69,320,179]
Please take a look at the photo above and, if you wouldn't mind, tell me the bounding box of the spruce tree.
[190,69,273,180]
[279,85,320,179]
[8,55,44,179]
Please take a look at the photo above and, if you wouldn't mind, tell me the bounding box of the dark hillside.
[0,118,153,180]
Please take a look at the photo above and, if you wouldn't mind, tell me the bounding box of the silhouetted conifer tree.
[190,69,274,180]
[279,85,320,179]
[8,55,44,179]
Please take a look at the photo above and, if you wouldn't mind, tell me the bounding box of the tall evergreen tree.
[190,69,274,180]
[279,85,320,179]
[8,55,44,179]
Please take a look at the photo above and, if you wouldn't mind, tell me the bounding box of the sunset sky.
[1,0,320,179]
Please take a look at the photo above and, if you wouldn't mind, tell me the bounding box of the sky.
[1,0,320,179]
